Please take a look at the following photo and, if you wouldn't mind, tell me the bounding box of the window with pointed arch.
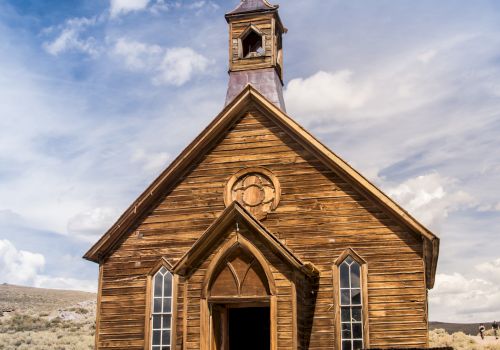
[334,251,369,350]
[151,267,173,350]
[339,256,363,350]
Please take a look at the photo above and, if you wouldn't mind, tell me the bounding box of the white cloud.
[67,207,119,242]
[110,0,150,18]
[149,0,180,14]
[154,47,210,86]
[476,259,500,284]
[0,239,45,286]
[417,49,437,63]
[284,40,465,125]
[131,148,170,172]
[187,1,219,10]
[386,173,475,231]
[285,70,373,117]
[112,39,211,86]
[34,275,97,292]
[430,260,500,322]
[0,239,96,292]
[113,38,163,70]
[477,202,500,212]
[43,17,100,56]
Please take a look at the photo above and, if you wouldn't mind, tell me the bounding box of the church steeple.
[224,0,287,110]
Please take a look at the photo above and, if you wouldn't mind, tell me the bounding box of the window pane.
[351,307,362,322]
[340,263,350,288]
[352,323,363,339]
[153,346,161,350]
[154,274,163,297]
[350,263,360,288]
[351,289,361,305]
[152,330,161,345]
[162,330,171,345]
[341,322,351,339]
[153,315,161,329]
[163,297,172,313]
[353,340,363,350]
[345,256,354,265]
[162,347,170,350]
[162,315,171,330]
[164,273,172,297]
[342,340,352,350]
[159,267,167,275]
[341,289,350,305]
[154,298,162,313]
[341,307,350,322]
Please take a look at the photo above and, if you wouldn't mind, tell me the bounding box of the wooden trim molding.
[200,235,278,350]
[201,234,277,299]
[237,24,267,59]
[84,84,438,288]
[173,201,318,279]
[223,166,281,220]
[144,258,178,350]
[332,248,370,350]
[94,264,103,350]
[291,272,298,350]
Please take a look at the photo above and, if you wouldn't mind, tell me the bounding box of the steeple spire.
[224,1,287,110]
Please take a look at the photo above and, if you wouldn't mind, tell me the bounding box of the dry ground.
[0,284,96,350]
[2,284,500,350]
[430,328,500,349]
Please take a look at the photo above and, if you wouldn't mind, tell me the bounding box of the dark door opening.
[228,307,270,350]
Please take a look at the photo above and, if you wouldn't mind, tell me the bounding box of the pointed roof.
[83,84,439,288]
[227,0,278,16]
[172,201,318,278]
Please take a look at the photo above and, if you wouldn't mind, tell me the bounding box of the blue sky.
[1,0,499,322]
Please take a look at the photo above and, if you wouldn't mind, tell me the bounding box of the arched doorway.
[204,241,276,350]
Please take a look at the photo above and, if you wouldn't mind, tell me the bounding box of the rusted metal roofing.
[227,0,278,16]
[225,68,285,111]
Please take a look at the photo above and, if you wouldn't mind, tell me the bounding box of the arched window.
[242,30,264,57]
[238,25,266,59]
[339,256,363,350]
[151,267,173,350]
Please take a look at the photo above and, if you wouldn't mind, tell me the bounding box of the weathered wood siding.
[229,14,276,72]
[97,105,427,349]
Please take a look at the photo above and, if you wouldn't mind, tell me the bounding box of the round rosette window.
[224,167,281,220]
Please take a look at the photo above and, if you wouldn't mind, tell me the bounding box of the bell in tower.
[225,0,287,110]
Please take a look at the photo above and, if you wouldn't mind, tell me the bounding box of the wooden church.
[85,1,440,349]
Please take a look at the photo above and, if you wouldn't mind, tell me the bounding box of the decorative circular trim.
[224,167,281,219]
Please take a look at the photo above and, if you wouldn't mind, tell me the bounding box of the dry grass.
[3,284,500,350]
[430,328,500,350]
[0,284,96,350]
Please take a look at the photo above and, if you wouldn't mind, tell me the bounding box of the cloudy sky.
[1,0,499,323]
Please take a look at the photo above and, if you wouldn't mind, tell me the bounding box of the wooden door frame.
[209,299,272,350]
[200,236,278,350]
[201,296,277,350]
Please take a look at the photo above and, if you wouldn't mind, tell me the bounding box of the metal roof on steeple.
[226,0,278,16]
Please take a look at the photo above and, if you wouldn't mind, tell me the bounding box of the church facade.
[85,1,439,350]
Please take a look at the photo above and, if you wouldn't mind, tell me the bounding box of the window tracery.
[151,267,173,350]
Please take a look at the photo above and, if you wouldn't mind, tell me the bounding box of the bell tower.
[225,0,287,110]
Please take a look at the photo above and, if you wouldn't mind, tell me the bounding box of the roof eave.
[83,86,256,263]
[84,84,439,288]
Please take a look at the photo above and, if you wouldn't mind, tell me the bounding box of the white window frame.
[339,256,363,350]
[151,267,174,350]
